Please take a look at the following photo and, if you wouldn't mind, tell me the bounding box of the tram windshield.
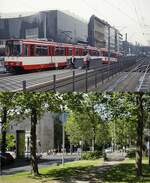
[5,40,22,56]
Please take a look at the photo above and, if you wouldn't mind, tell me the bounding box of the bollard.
[101,71,104,84]
[95,71,97,89]
[22,80,27,92]
[72,70,75,92]
[108,65,110,80]
[85,69,88,92]
[53,74,56,93]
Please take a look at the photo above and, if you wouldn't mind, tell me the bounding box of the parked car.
[105,147,113,153]
[0,152,14,167]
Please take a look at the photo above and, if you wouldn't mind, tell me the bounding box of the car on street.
[105,147,113,153]
[0,152,14,167]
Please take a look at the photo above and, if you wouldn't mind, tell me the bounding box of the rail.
[137,64,150,92]
[12,58,137,92]
[0,56,143,92]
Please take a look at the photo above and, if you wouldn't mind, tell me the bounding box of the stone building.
[0,10,88,44]
[8,112,55,154]
[88,15,123,52]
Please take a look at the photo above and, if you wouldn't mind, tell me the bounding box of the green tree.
[65,93,110,151]
[106,93,146,177]
[0,92,17,153]
[16,92,48,176]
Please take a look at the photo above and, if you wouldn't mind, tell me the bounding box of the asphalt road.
[1,154,78,176]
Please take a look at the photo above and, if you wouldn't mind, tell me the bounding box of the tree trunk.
[1,107,7,154]
[30,107,39,176]
[148,137,150,166]
[92,139,95,152]
[135,94,144,177]
[91,126,96,152]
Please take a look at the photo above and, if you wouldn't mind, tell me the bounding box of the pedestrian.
[84,52,91,70]
[71,56,75,69]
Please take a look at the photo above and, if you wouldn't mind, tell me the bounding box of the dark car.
[0,152,14,167]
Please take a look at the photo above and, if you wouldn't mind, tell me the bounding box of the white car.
[105,147,113,153]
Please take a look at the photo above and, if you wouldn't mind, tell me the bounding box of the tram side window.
[36,46,48,56]
[83,49,87,56]
[79,49,83,56]
[102,51,108,57]
[68,48,72,56]
[75,48,79,56]
[55,47,65,56]
[23,45,28,56]
[91,50,99,56]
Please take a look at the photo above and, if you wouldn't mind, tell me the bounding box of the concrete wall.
[0,10,88,44]
[8,112,55,153]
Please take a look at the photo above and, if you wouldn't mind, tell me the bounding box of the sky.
[1,0,150,46]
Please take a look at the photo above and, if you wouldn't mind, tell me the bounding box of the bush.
[81,151,102,160]
[127,148,136,158]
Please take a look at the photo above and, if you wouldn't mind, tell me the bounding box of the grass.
[103,158,150,183]
[0,158,150,183]
[0,159,102,183]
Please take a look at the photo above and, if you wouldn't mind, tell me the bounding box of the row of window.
[23,45,100,57]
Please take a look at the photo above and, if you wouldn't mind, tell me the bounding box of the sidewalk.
[59,161,122,183]
[1,154,77,176]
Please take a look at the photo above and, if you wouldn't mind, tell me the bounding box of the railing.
[20,57,137,92]
[0,57,6,73]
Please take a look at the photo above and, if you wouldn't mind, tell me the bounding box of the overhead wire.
[131,0,147,43]
[103,0,147,44]
[81,0,111,24]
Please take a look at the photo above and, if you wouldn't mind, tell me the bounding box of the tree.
[16,92,70,176]
[135,93,144,177]
[16,92,48,176]
[65,93,110,151]
[106,93,146,177]
[0,92,17,153]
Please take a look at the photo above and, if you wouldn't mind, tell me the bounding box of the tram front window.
[6,40,21,56]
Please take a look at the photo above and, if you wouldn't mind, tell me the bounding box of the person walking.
[84,52,91,70]
[71,56,76,69]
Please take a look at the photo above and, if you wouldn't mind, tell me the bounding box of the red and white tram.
[4,39,120,72]
[100,48,119,64]
[5,39,101,72]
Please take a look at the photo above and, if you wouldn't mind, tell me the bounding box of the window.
[36,46,48,56]
[68,48,72,56]
[91,50,99,56]
[5,40,21,56]
[83,49,87,56]
[102,51,108,57]
[23,45,28,56]
[79,49,83,56]
[76,48,79,56]
[55,47,65,56]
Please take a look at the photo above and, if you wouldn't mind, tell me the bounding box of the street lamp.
[60,108,67,166]
[62,112,65,166]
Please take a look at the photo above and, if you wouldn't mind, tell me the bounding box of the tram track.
[101,57,150,92]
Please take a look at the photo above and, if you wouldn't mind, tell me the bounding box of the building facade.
[8,112,55,153]
[88,15,123,52]
[88,15,109,49]
[0,10,88,44]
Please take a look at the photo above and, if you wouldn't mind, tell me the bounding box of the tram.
[100,48,119,64]
[4,39,120,72]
